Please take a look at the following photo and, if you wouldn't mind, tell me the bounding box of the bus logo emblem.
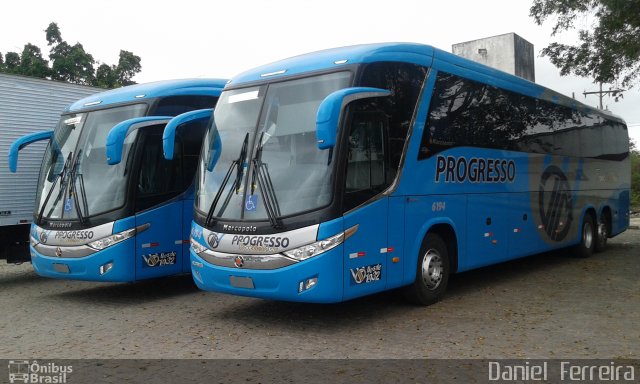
[55,247,62,257]
[234,255,245,268]
[207,233,220,249]
[538,165,573,242]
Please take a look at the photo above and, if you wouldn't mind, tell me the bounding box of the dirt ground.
[0,228,638,360]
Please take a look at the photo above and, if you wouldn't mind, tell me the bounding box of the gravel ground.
[1,227,638,360]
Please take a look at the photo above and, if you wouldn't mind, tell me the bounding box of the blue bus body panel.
[191,248,344,303]
[31,238,136,282]
[134,200,185,280]
[341,198,388,301]
[66,79,227,113]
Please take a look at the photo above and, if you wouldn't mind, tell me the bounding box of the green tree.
[0,22,142,88]
[19,43,50,78]
[530,0,640,88]
[115,50,141,86]
[94,50,142,88]
[3,52,21,74]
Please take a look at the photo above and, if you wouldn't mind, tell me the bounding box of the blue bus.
[9,78,227,282]
[186,43,630,305]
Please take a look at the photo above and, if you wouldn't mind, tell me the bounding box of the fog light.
[99,262,114,275]
[298,277,318,293]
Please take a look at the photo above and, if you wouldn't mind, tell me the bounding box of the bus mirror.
[316,87,391,150]
[8,130,53,173]
[105,116,172,165]
[163,108,213,160]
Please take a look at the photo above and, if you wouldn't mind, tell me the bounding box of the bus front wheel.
[404,233,450,306]
[574,214,596,258]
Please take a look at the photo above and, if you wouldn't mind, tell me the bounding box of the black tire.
[574,214,595,258]
[594,214,609,253]
[403,233,450,306]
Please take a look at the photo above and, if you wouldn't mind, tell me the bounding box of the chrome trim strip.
[198,249,298,270]
[33,244,97,258]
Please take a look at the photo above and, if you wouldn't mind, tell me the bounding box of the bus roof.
[66,78,228,113]
[228,43,435,86]
[227,42,625,124]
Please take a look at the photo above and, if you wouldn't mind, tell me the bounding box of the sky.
[2,0,639,144]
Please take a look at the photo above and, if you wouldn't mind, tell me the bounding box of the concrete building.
[452,33,535,82]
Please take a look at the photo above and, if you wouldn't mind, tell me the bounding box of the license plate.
[52,263,70,273]
[229,276,254,289]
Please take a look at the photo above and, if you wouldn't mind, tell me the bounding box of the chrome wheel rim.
[421,249,443,290]
[583,221,593,249]
[597,221,607,243]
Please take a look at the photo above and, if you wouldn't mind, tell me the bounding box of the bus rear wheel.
[404,233,450,306]
[574,214,595,258]
[595,214,609,252]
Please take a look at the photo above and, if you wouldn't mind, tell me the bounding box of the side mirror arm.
[105,116,172,165]
[162,108,213,160]
[316,87,391,149]
[8,131,54,173]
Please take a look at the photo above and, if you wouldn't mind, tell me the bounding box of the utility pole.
[583,82,625,109]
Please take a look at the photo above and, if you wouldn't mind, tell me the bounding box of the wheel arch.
[404,218,460,285]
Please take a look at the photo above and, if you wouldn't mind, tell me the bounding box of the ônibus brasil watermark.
[8,360,72,384]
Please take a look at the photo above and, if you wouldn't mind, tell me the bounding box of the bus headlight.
[283,225,358,261]
[88,228,136,250]
[190,238,207,254]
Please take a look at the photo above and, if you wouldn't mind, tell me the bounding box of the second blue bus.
[9,78,226,282]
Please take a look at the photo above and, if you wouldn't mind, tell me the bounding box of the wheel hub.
[421,249,443,290]
[583,221,593,249]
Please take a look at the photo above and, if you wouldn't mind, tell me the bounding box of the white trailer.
[0,74,101,262]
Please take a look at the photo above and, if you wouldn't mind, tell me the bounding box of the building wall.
[452,33,535,82]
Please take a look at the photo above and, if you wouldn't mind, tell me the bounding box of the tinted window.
[135,127,182,211]
[358,62,427,181]
[343,110,388,212]
[420,72,628,160]
[151,96,218,117]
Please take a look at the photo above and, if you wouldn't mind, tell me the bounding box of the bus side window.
[343,109,389,212]
[135,127,183,212]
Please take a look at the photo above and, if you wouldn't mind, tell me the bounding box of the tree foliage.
[530,0,640,88]
[0,22,141,88]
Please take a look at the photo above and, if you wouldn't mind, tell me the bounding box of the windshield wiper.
[251,132,283,229]
[69,149,89,225]
[37,152,73,225]
[205,133,249,227]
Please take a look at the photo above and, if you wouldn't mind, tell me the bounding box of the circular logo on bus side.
[538,165,573,242]
[234,255,244,268]
[55,247,62,257]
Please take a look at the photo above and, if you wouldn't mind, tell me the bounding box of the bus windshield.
[36,104,147,221]
[196,71,352,222]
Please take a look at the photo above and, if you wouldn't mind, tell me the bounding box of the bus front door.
[133,128,184,280]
